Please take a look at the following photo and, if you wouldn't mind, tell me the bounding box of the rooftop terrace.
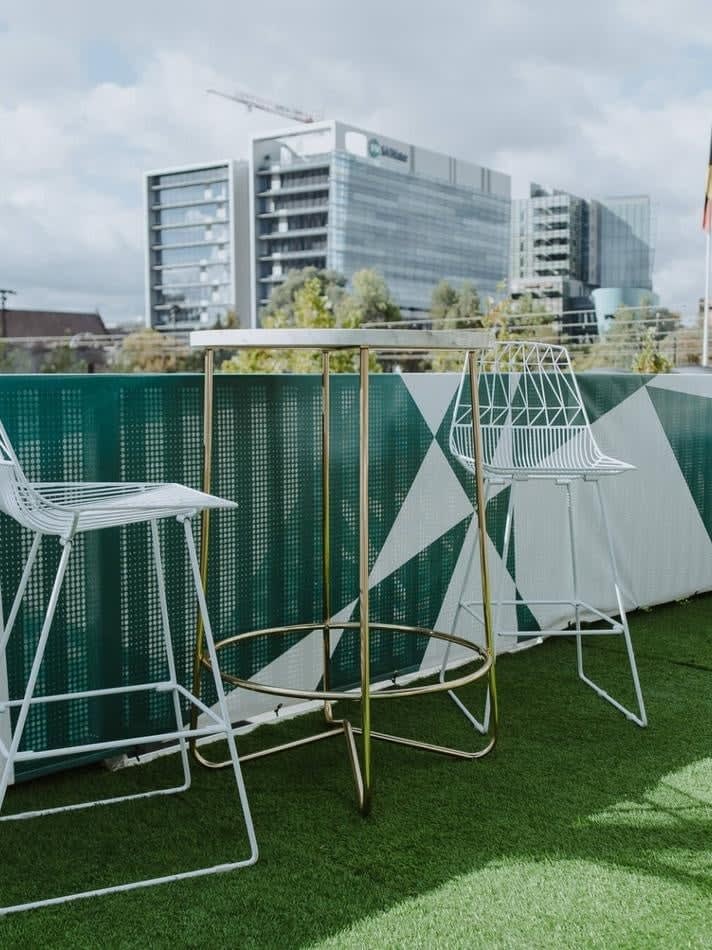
[0,366,710,941]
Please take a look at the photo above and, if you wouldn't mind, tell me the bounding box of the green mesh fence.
[0,373,468,781]
[1,370,706,783]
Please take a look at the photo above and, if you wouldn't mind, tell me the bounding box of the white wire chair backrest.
[0,418,62,533]
[0,419,24,472]
[449,341,608,475]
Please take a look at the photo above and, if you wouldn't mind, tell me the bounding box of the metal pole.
[359,346,372,815]
[191,348,220,765]
[703,230,710,367]
[468,350,499,735]
[321,351,332,700]
[321,348,368,811]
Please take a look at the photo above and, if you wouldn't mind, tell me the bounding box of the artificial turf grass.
[0,595,710,948]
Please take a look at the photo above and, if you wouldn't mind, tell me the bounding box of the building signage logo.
[367,137,408,163]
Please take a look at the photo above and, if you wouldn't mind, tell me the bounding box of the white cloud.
[1,0,712,323]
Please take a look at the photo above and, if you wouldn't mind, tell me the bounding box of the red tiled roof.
[2,309,107,338]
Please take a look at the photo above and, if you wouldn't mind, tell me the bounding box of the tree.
[484,292,555,340]
[428,280,485,370]
[428,281,557,370]
[455,282,482,325]
[260,267,347,325]
[575,302,680,372]
[40,344,87,374]
[111,329,198,373]
[0,342,32,373]
[430,280,461,323]
[668,324,702,366]
[212,309,239,330]
[631,328,672,373]
[221,274,381,374]
[336,269,401,326]
[429,280,483,327]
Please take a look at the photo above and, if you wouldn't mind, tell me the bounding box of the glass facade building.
[251,122,511,321]
[595,196,653,290]
[328,153,510,311]
[510,186,590,313]
[144,161,250,328]
[510,186,655,326]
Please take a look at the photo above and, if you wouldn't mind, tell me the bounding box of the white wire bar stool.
[0,420,257,915]
[442,340,647,731]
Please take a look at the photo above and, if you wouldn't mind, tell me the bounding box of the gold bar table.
[189,328,498,816]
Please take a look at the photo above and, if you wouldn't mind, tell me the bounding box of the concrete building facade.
[510,184,655,334]
[144,161,250,329]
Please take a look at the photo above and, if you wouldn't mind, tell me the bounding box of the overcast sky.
[2,0,712,325]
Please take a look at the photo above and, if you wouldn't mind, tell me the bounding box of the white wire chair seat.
[0,468,235,536]
[441,339,646,731]
[449,340,633,479]
[450,422,632,479]
[0,419,234,535]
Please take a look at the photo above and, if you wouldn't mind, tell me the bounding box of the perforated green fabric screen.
[0,374,467,781]
[2,371,711,783]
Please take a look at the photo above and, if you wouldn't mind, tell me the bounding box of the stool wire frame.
[0,421,257,915]
[440,341,647,731]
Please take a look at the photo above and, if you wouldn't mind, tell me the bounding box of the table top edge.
[189,328,495,350]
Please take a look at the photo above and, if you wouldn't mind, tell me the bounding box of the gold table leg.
[321,350,368,812]
[359,346,372,815]
[321,350,332,708]
[469,349,499,735]
[190,347,229,769]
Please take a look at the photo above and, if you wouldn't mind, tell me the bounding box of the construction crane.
[206,88,321,124]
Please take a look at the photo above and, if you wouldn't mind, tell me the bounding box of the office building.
[510,185,592,314]
[250,121,511,321]
[144,161,250,328]
[510,185,655,334]
[591,195,656,327]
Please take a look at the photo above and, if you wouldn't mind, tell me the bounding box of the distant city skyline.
[145,122,512,328]
[2,1,712,324]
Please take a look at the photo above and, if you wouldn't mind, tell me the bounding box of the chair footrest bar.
[14,722,231,762]
[0,855,259,917]
[461,598,623,625]
[496,627,624,637]
[0,680,176,709]
[0,781,192,823]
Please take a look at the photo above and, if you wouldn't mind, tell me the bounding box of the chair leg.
[150,520,191,792]
[0,536,73,814]
[181,516,259,865]
[440,480,509,735]
[2,526,198,824]
[564,482,584,676]
[0,532,42,787]
[0,519,258,916]
[0,532,42,656]
[575,481,647,727]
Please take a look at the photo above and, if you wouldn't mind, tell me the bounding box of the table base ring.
[200,621,492,701]
[194,621,495,813]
